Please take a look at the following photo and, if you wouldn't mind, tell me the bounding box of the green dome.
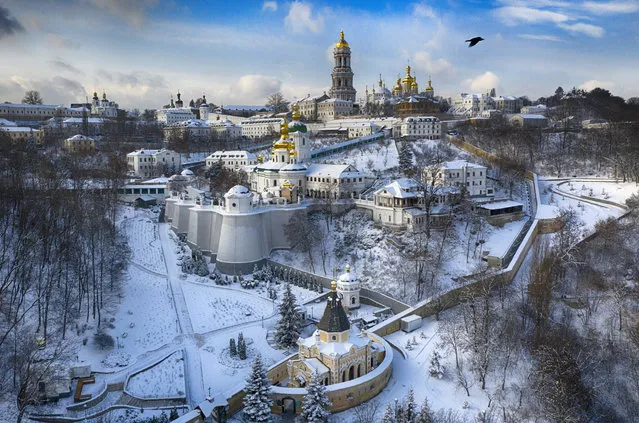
[288,120,307,133]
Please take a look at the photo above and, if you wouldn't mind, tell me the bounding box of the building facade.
[425,160,492,197]
[240,117,283,139]
[399,116,441,139]
[205,150,257,171]
[126,148,182,178]
[305,164,365,199]
[395,96,440,119]
[329,31,356,102]
[0,103,87,125]
[90,91,118,118]
[64,134,95,153]
[316,98,354,122]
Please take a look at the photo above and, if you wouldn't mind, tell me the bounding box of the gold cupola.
[402,65,413,84]
[335,30,349,48]
[292,103,301,121]
[426,76,434,91]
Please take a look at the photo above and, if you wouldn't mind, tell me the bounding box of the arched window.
[351,297,356,305]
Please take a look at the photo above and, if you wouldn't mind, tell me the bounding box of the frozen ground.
[127,350,186,399]
[321,139,399,172]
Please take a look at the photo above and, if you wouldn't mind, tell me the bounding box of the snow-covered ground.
[321,138,399,172]
[127,350,186,399]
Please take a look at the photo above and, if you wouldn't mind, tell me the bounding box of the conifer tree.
[229,337,237,357]
[405,388,417,423]
[398,142,414,175]
[238,332,247,360]
[243,355,273,423]
[415,397,433,423]
[299,371,331,423]
[274,283,303,349]
[382,403,395,423]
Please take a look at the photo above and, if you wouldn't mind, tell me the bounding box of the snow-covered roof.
[321,98,351,104]
[0,126,39,132]
[441,160,485,170]
[143,176,169,184]
[338,265,357,283]
[513,114,547,119]
[306,163,361,178]
[375,178,423,198]
[181,169,194,176]
[280,163,307,172]
[0,118,17,126]
[479,200,523,210]
[66,134,94,141]
[63,117,105,124]
[224,185,251,198]
[401,315,422,323]
[207,150,256,160]
[300,328,371,355]
[303,358,329,375]
[405,116,439,123]
[128,149,161,156]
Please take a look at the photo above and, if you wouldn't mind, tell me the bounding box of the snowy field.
[558,180,637,205]
[322,139,399,172]
[120,211,166,274]
[127,350,186,399]
[181,282,275,333]
[480,219,527,258]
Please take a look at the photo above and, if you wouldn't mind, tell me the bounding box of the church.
[287,268,383,387]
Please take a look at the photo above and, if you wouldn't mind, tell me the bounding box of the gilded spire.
[378,73,383,87]
[102,91,107,100]
[280,120,289,140]
[335,30,349,48]
[292,103,300,120]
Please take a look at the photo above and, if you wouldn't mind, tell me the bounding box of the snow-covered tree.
[229,338,237,357]
[429,350,445,379]
[399,142,414,175]
[415,397,433,423]
[274,284,303,349]
[299,371,331,423]
[238,332,247,360]
[243,355,273,423]
[382,403,395,423]
[405,388,417,423]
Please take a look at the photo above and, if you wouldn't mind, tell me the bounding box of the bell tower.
[329,30,356,102]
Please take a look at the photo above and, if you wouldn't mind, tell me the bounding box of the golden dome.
[102,91,107,100]
[426,77,434,91]
[282,180,294,188]
[280,120,289,139]
[292,103,301,120]
[335,30,349,48]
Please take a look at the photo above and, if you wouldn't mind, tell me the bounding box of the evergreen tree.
[398,142,414,175]
[243,355,273,423]
[299,371,331,423]
[238,332,247,360]
[429,350,445,379]
[229,337,237,356]
[394,398,405,423]
[274,284,303,349]
[169,409,179,420]
[415,397,433,423]
[405,388,417,423]
[382,403,395,423]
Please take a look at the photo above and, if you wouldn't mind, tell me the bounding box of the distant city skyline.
[0,0,638,109]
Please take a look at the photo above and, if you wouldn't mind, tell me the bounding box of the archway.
[348,365,355,381]
[282,397,296,414]
[357,363,363,377]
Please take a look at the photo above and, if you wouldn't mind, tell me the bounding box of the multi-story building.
[163,119,211,140]
[0,125,43,144]
[205,150,257,171]
[492,96,523,114]
[296,94,330,121]
[395,96,440,119]
[126,149,182,178]
[509,114,548,128]
[209,118,242,140]
[90,91,118,118]
[520,104,547,115]
[0,103,87,125]
[240,117,282,139]
[64,134,95,153]
[451,93,495,117]
[305,163,365,199]
[348,122,380,139]
[399,116,440,139]
[156,91,196,124]
[328,31,356,102]
[316,98,354,122]
[425,160,492,197]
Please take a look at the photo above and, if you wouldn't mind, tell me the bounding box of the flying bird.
[465,37,484,47]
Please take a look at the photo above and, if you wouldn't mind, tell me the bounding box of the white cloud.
[412,3,436,19]
[83,0,158,28]
[494,6,570,25]
[518,33,564,42]
[581,1,639,15]
[463,71,502,94]
[46,33,80,49]
[262,1,278,12]
[413,51,455,78]
[557,22,605,37]
[234,74,282,100]
[578,79,616,91]
[7,75,87,104]
[284,2,324,34]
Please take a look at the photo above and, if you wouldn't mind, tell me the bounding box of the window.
[332,335,337,341]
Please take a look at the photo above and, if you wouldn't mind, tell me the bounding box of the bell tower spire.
[329,30,356,102]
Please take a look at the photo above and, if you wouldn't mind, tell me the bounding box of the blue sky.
[0,0,638,109]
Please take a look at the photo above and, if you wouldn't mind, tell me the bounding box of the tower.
[329,30,356,102]
[175,90,183,108]
[336,264,360,310]
[199,94,210,121]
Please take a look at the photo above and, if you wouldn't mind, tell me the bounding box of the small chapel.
[287,275,384,388]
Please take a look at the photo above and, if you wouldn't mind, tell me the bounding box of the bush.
[94,331,115,350]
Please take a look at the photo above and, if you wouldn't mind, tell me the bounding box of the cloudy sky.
[0,0,638,109]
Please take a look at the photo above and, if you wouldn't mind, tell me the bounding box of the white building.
[126,149,182,178]
[156,108,196,124]
[399,116,441,140]
[336,264,360,310]
[296,94,330,121]
[90,92,118,118]
[305,163,365,199]
[347,122,380,139]
[426,160,492,197]
[0,103,87,124]
[209,118,242,140]
[205,150,258,171]
[492,96,523,114]
[521,104,547,115]
[451,93,495,117]
[164,119,211,139]
[510,114,548,128]
[317,98,354,122]
[0,126,42,144]
[240,117,283,139]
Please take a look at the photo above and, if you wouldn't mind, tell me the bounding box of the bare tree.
[21,90,43,105]
[266,92,290,113]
